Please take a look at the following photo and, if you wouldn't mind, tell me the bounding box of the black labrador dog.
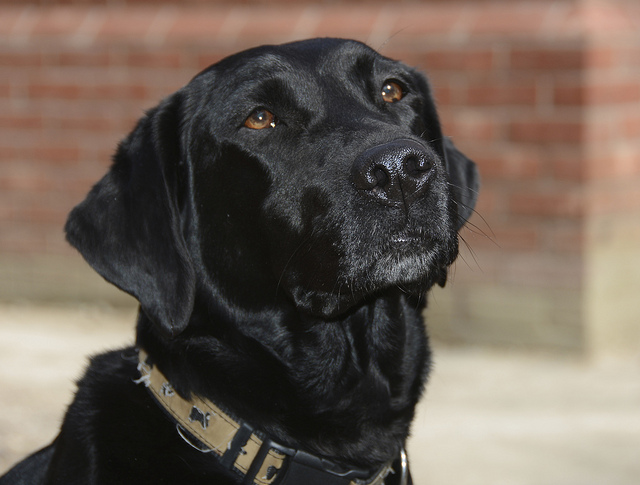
[0,38,478,485]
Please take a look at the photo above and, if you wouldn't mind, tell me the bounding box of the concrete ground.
[0,303,638,484]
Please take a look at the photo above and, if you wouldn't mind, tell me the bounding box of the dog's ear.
[65,93,195,337]
[413,70,479,230]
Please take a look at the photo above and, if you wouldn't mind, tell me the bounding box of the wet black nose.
[351,139,434,205]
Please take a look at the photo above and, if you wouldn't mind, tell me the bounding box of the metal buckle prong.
[399,447,408,485]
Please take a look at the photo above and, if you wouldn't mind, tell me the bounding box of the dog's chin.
[286,250,444,320]
[369,250,437,286]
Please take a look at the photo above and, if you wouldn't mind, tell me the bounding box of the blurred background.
[1,0,639,483]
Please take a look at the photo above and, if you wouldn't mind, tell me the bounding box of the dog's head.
[66,39,479,336]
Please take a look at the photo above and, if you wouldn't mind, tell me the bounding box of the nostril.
[405,154,432,177]
[405,155,418,175]
[373,166,389,186]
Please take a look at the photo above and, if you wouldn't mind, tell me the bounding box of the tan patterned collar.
[136,350,405,485]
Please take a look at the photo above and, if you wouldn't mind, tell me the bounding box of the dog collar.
[136,350,404,485]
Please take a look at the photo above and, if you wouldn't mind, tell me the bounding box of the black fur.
[0,38,478,485]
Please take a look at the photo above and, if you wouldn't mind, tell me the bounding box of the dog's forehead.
[194,39,399,97]
[219,38,380,72]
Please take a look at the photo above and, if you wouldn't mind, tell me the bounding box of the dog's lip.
[389,230,429,245]
[391,234,415,244]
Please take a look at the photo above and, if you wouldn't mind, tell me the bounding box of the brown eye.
[381,81,403,103]
[244,109,277,130]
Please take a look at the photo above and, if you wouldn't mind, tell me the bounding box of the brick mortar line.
[143,5,178,46]
[8,5,37,44]
[291,6,321,41]
[366,5,395,52]
[214,7,246,46]
[69,7,102,47]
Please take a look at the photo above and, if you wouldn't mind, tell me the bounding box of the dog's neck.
[136,290,429,469]
[136,350,404,485]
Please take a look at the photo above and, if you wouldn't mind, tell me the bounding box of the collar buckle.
[274,445,371,485]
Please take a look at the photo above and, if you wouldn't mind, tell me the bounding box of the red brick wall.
[1,0,639,355]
